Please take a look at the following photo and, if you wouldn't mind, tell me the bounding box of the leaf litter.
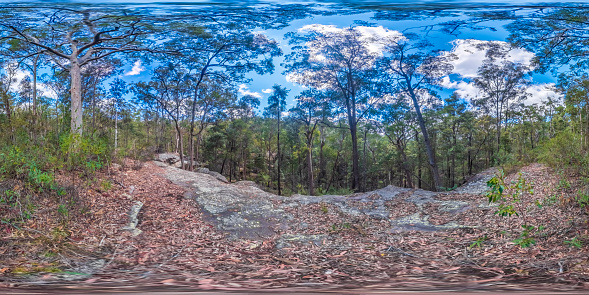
[1,161,589,292]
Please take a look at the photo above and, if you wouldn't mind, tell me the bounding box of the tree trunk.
[114,106,118,152]
[31,56,38,142]
[350,120,360,192]
[277,113,282,196]
[407,83,441,191]
[70,60,83,135]
[306,133,314,196]
[318,125,327,190]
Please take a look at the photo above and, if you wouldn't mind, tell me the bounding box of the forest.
[1,3,583,197]
[3,1,589,291]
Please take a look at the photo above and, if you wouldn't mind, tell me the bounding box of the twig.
[140,245,187,278]
[158,244,186,268]
[103,243,120,268]
[386,246,418,257]
[110,177,126,189]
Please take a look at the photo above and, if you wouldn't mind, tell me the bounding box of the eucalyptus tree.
[439,93,471,188]
[264,84,289,195]
[132,63,191,169]
[377,97,416,188]
[505,7,589,76]
[0,6,153,135]
[0,61,18,142]
[378,35,452,191]
[109,78,128,152]
[285,25,401,191]
[0,39,46,137]
[289,89,331,195]
[81,59,119,133]
[472,59,529,157]
[161,22,281,170]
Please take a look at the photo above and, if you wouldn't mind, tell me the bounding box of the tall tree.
[0,61,18,142]
[1,7,151,135]
[162,24,280,170]
[109,78,128,152]
[289,89,330,195]
[472,59,529,158]
[264,84,288,195]
[285,25,400,191]
[133,64,191,169]
[379,36,452,191]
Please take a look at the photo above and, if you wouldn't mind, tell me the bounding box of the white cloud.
[439,39,559,105]
[525,83,562,106]
[261,88,273,94]
[440,76,481,99]
[445,39,535,78]
[124,60,145,76]
[238,84,261,98]
[298,24,404,63]
[5,63,55,100]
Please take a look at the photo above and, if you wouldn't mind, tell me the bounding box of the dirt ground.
[1,160,589,292]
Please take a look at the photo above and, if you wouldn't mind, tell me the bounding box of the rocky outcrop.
[154,158,497,243]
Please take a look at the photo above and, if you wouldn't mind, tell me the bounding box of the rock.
[155,153,181,164]
[451,167,498,195]
[235,181,260,188]
[276,234,328,249]
[153,160,491,242]
[197,168,228,183]
[122,200,143,237]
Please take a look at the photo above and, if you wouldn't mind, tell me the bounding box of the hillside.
[1,159,589,292]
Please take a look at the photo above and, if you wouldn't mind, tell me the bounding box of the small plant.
[539,194,558,208]
[100,180,112,192]
[486,171,534,217]
[513,225,543,248]
[57,204,68,218]
[557,178,571,191]
[469,235,489,249]
[486,170,547,248]
[564,236,583,249]
[575,191,589,208]
[329,222,352,233]
[320,202,328,214]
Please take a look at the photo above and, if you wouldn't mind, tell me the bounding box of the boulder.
[196,167,228,183]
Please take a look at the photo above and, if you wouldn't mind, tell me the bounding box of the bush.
[538,130,587,174]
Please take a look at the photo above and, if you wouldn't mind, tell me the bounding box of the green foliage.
[320,202,328,214]
[574,191,589,208]
[538,130,588,174]
[100,180,112,192]
[329,222,352,233]
[57,204,69,218]
[486,170,534,217]
[486,170,546,248]
[564,236,583,249]
[60,134,110,176]
[469,235,489,249]
[513,224,544,248]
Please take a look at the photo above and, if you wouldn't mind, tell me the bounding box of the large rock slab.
[154,160,494,241]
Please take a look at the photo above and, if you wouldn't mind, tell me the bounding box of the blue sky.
[9,1,565,112]
[222,7,559,112]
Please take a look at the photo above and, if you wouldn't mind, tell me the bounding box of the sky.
[6,1,570,112]
[233,7,560,110]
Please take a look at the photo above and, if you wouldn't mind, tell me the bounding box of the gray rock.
[153,161,492,243]
[276,234,328,249]
[155,153,181,164]
[122,200,143,237]
[197,168,228,183]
